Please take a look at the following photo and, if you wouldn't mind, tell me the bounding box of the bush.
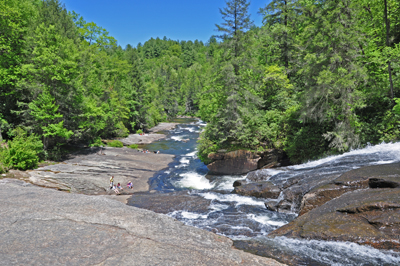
[128,144,138,149]
[89,137,104,147]
[108,140,124,148]
[136,129,143,135]
[1,128,43,170]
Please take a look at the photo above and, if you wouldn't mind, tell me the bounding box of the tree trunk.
[384,0,394,99]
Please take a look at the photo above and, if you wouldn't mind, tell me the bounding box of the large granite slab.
[0,179,284,266]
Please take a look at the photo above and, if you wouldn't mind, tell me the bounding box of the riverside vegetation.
[1,0,400,173]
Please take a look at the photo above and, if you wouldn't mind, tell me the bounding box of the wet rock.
[0,179,284,266]
[269,188,400,252]
[234,181,281,199]
[298,162,400,216]
[234,239,323,266]
[233,180,247,187]
[207,150,260,175]
[128,191,212,214]
[247,169,272,182]
[257,149,291,169]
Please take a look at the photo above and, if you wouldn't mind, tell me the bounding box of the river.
[131,118,400,265]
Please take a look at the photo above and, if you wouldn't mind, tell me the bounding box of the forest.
[1,0,400,172]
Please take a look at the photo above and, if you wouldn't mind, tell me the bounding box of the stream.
[131,118,400,265]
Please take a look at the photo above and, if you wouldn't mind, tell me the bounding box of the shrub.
[136,129,143,135]
[128,144,138,149]
[2,128,43,170]
[89,137,103,147]
[108,140,124,148]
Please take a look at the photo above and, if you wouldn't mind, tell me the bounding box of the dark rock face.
[257,149,291,169]
[234,181,281,199]
[298,162,400,216]
[247,169,272,182]
[207,150,260,175]
[269,188,400,252]
[128,191,212,214]
[207,149,290,175]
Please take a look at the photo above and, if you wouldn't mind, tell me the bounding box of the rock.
[128,191,212,214]
[269,187,400,252]
[234,181,281,199]
[207,149,290,175]
[257,149,291,169]
[233,180,247,187]
[207,150,260,175]
[246,169,272,182]
[119,133,167,145]
[0,179,284,266]
[26,147,175,195]
[147,122,179,133]
[298,162,400,216]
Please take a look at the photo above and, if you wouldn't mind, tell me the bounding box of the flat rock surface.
[0,179,284,266]
[128,191,212,214]
[119,123,179,145]
[26,147,175,195]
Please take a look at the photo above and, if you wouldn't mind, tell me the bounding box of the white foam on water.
[199,192,266,207]
[209,203,229,212]
[180,157,190,165]
[174,172,214,190]
[171,136,184,141]
[180,211,208,219]
[370,160,396,165]
[289,142,400,170]
[181,127,196,132]
[247,214,288,227]
[185,151,197,157]
[271,236,400,266]
[214,175,246,191]
[164,170,171,174]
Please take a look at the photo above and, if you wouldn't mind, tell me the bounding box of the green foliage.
[128,144,138,149]
[88,137,103,147]
[1,128,43,170]
[108,140,123,148]
[136,129,143,134]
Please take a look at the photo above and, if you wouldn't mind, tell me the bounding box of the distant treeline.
[1,0,400,169]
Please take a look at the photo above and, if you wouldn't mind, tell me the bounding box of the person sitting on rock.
[117,183,123,190]
[127,181,133,189]
[112,185,120,194]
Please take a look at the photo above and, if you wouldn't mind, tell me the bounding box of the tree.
[215,0,253,60]
[28,88,73,149]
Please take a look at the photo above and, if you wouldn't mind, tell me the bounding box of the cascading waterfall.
[137,118,400,265]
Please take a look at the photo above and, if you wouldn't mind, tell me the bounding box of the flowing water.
[135,118,400,265]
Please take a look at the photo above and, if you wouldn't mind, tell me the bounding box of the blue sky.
[62,0,270,48]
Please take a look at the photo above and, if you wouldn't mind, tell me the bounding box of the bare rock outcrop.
[207,149,289,175]
[0,179,284,266]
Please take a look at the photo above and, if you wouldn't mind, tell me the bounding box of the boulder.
[269,187,400,252]
[207,149,290,175]
[257,149,291,169]
[207,150,260,175]
[234,181,281,199]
